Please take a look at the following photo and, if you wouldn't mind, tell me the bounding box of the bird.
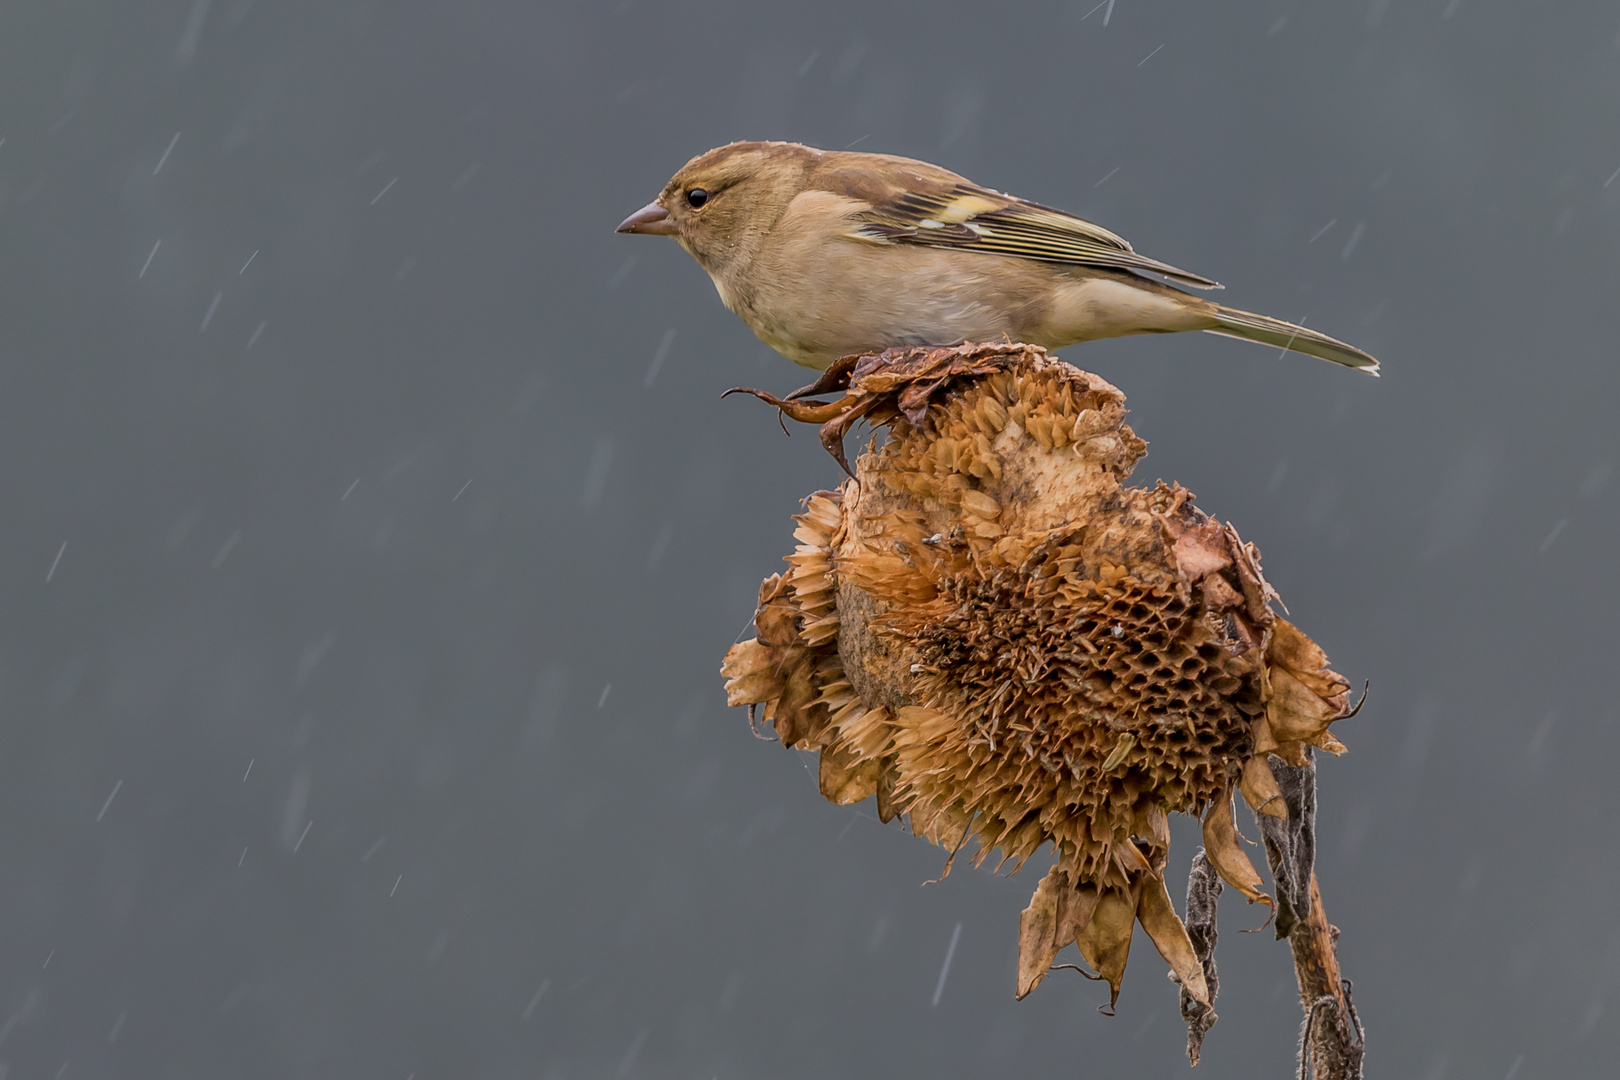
[616,141,1379,376]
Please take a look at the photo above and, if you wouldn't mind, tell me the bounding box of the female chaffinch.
[618,141,1377,375]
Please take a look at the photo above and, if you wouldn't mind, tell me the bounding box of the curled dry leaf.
[1201,788,1274,910]
[1017,866,1100,1000]
[1241,752,1289,818]
[1078,883,1141,1014]
[1138,872,1210,1007]
[718,343,1357,1047]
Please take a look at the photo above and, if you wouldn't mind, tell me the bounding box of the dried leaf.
[1250,711,1280,755]
[1308,730,1349,756]
[1133,802,1171,860]
[875,759,902,822]
[1017,867,1100,999]
[1240,754,1287,818]
[1078,883,1140,1014]
[720,639,780,706]
[819,739,881,804]
[1201,789,1274,908]
[1268,616,1329,677]
[1266,667,1340,742]
[1137,871,1210,1006]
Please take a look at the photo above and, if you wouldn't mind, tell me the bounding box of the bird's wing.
[830,167,1221,290]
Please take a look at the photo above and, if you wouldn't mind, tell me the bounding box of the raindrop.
[370,177,398,205]
[582,438,615,507]
[152,131,181,175]
[521,980,550,1022]
[199,289,223,332]
[606,255,638,289]
[1537,518,1567,553]
[210,530,241,568]
[616,1028,649,1076]
[1340,221,1366,261]
[931,922,962,1006]
[1527,710,1557,755]
[176,0,210,65]
[867,911,889,952]
[452,161,482,191]
[643,328,676,387]
[281,770,311,847]
[96,780,123,822]
[295,634,336,688]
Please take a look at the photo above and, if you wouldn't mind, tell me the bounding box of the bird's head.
[616,141,819,279]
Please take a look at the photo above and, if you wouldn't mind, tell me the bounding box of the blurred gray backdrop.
[1,1,1616,1077]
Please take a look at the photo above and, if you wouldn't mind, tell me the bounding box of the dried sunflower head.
[721,343,1353,1020]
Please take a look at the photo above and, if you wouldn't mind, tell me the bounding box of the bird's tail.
[1205,305,1379,375]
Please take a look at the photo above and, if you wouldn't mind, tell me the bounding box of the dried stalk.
[1261,754,1365,1079]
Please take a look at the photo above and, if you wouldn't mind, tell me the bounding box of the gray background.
[0,1,1614,1076]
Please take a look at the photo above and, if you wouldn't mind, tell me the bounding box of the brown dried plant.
[721,343,1364,1074]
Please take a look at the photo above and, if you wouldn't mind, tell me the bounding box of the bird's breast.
[735,235,1054,369]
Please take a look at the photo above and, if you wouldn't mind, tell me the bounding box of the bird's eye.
[685,188,709,208]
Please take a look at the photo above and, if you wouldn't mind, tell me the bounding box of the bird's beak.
[616,201,678,236]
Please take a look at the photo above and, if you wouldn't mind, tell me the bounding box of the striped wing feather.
[849,182,1221,290]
